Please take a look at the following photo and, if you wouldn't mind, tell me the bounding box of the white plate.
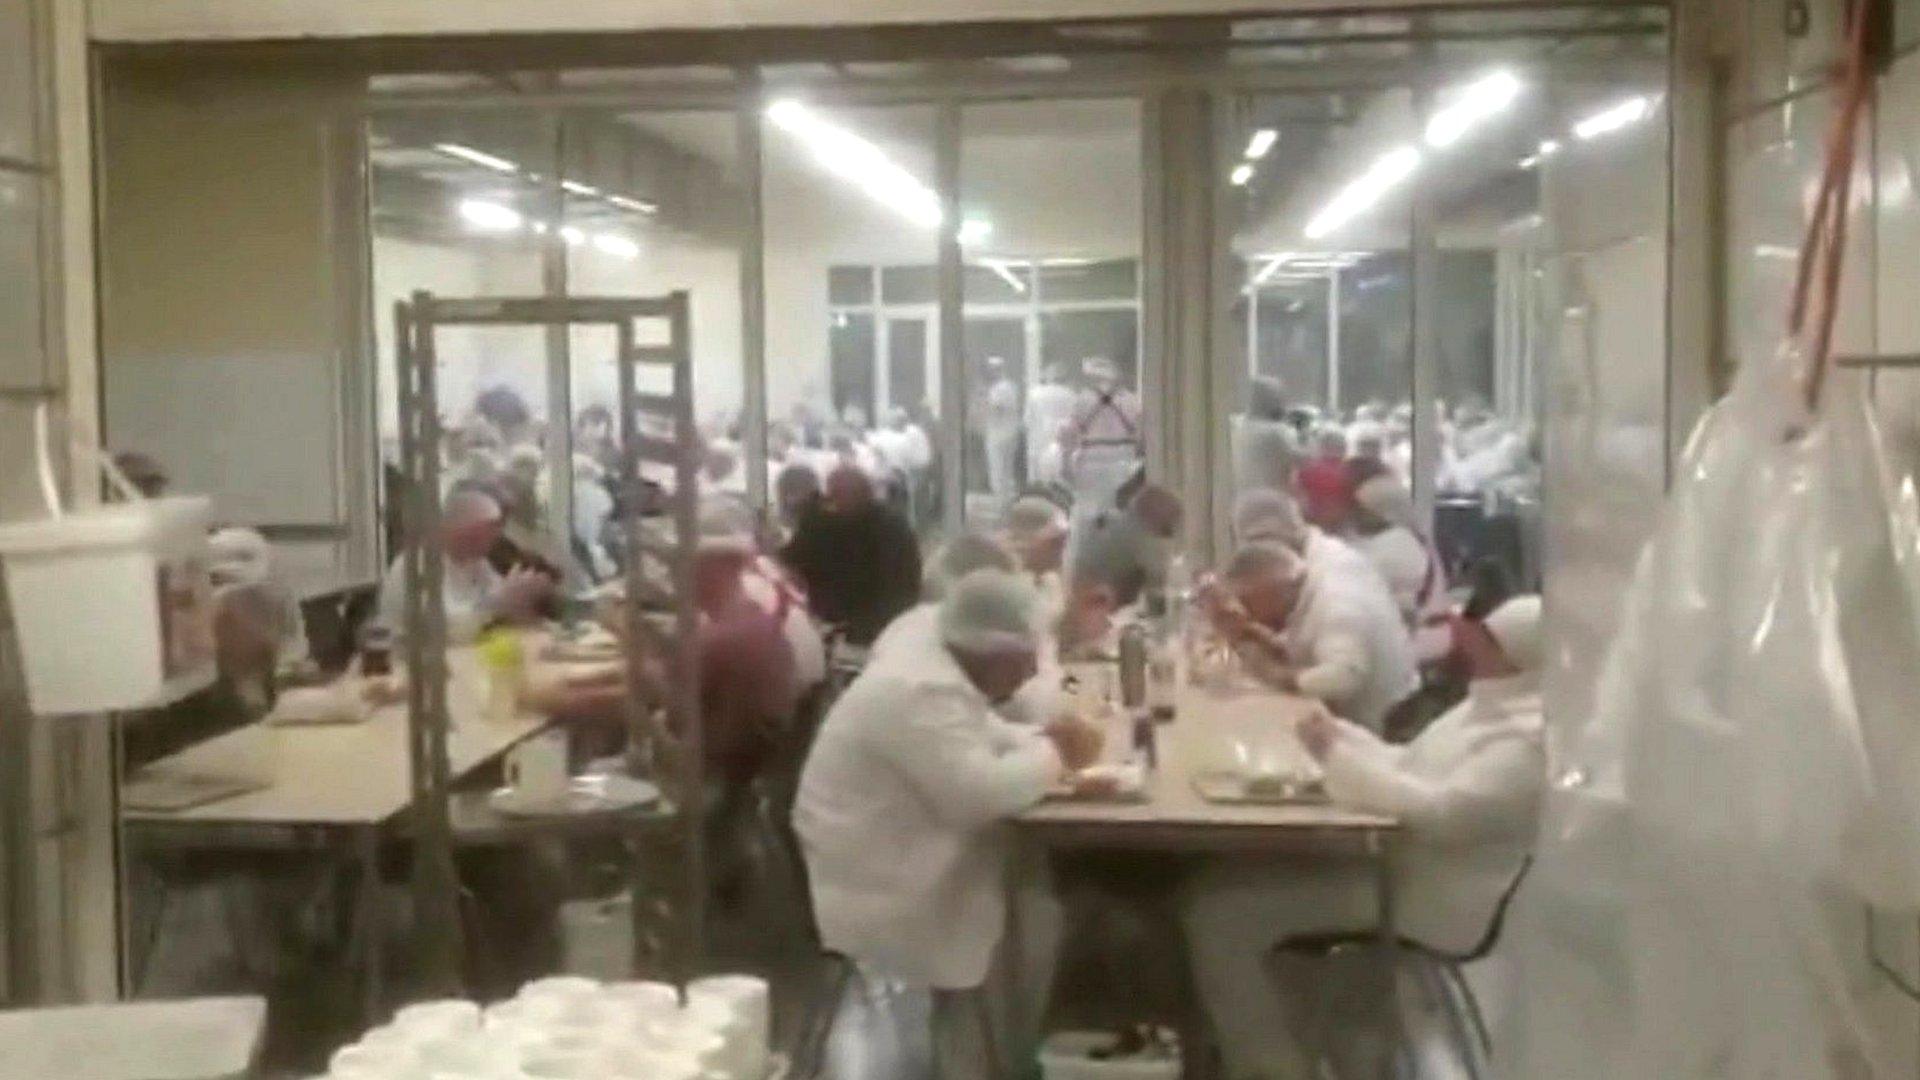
[487,774,661,818]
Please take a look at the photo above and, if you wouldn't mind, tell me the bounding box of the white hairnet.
[1002,496,1067,546]
[939,569,1042,654]
[208,527,272,589]
[1232,487,1306,549]
[1353,474,1417,531]
[696,494,758,553]
[446,489,504,526]
[924,532,1018,600]
[1483,595,1543,672]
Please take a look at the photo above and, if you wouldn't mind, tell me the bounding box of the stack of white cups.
[320,973,773,1080]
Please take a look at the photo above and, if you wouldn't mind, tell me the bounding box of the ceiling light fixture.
[1423,70,1523,149]
[767,98,944,229]
[958,218,993,246]
[1537,138,1562,157]
[606,194,659,215]
[1245,129,1279,160]
[592,233,640,259]
[1573,96,1653,140]
[559,226,587,246]
[435,143,519,174]
[980,258,1029,294]
[457,198,523,232]
[1230,163,1255,186]
[561,179,602,197]
[1303,146,1421,240]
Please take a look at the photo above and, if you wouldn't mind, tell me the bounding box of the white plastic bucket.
[1038,1032,1181,1080]
[0,495,216,716]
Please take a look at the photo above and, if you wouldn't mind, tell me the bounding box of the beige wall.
[98,63,375,588]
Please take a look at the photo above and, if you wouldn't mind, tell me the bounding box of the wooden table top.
[123,647,551,828]
[1017,672,1398,852]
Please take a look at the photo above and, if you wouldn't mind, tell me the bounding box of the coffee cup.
[506,732,569,803]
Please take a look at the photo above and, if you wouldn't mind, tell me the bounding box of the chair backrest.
[1441,854,1535,965]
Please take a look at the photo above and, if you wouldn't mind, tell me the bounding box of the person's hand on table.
[1296,703,1339,762]
[1059,583,1118,652]
[1045,713,1105,772]
[498,566,555,622]
[1069,770,1125,798]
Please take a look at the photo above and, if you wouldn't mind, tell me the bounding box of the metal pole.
[737,71,770,509]
[398,293,464,994]
[1326,269,1343,414]
[1409,85,1441,531]
[544,117,577,587]
[936,101,967,536]
[1245,274,1259,382]
[0,570,40,1005]
[667,292,706,984]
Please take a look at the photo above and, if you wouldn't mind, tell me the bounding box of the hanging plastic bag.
[1512,7,1920,1076]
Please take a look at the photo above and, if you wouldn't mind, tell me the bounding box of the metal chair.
[1268,855,1534,1079]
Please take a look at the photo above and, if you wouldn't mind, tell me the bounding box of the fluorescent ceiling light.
[1424,70,1522,149]
[767,98,944,229]
[606,194,659,214]
[1573,96,1652,140]
[1230,163,1255,186]
[1245,129,1278,160]
[1537,138,1562,157]
[592,233,640,259]
[530,221,550,235]
[1518,154,1542,170]
[559,225,587,246]
[958,218,993,246]
[458,198,523,232]
[980,259,1029,294]
[435,143,518,173]
[561,179,602,197]
[1303,146,1421,240]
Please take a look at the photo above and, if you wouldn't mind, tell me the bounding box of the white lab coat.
[1183,672,1544,1078]
[1354,526,1452,663]
[376,553,501,644]
[1281,562,1421,731]
[1025,382,1078,484]
[794,630,1063,989]
[1321,671,1544,952]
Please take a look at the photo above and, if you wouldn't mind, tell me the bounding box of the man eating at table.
[1204,540,1419,733]
[1183,595,1546,1080]
[794,569,1105,1079]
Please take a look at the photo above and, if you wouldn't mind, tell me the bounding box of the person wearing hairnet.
[982,356,1024,508]
[1296,426,1356,531]
[1203,542,1418,733]
[1349,470,1453,664]
[1062,356,1143,541]
[1001,496,1071,622]
[1232,486,1387,601]
[376,488,551,643]
[781,464,922,645]
[1234,375,1301,495]
[1025,363,1078,486]
[1183,596,1545,1080]
[795,570,1106,1079]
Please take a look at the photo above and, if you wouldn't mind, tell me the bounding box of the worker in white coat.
[1183,596,1546,1080]
[1203,540,1418,732]
[1232,486,1384,593]
[794,570,1105,1079]
[1025,363,1078,485]
[1350,472,1453,664]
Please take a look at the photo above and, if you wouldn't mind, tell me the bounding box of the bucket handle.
[33,402,143,521]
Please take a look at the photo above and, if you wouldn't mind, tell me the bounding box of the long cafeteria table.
[121,647,557,1018]
[1015,670,1402,1079]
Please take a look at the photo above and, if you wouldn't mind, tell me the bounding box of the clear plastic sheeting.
[1509,348,1920,1079]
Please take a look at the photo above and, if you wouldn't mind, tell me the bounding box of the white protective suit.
[985,375,1023,505]
[1278,561,1421,732]
[1025,379,1078,485]
[376,552,502,645]
[1186,602,1544,1080]
[794,621,1064,990]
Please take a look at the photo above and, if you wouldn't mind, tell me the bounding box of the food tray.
[1190,769,1328,806]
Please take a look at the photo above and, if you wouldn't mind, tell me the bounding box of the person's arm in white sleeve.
[870,684,1064,829]
[1294,626,1369,703]
[1322,722,1543,843]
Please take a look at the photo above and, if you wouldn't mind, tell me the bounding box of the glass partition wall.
[103,10,1668,1072]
